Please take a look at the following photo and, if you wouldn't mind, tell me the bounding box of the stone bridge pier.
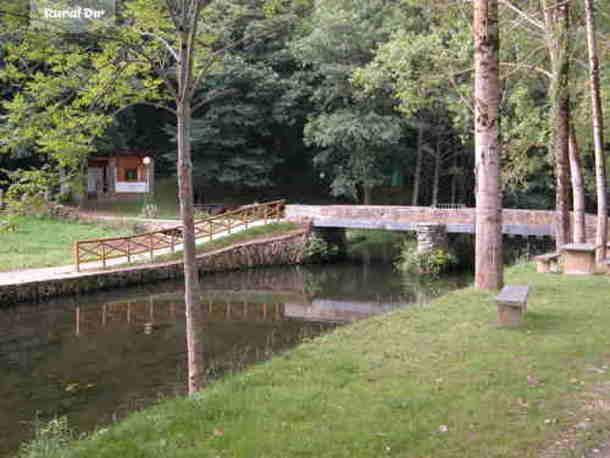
[415,223,448,254]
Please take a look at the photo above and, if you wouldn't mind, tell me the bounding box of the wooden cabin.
[87,151,154,200]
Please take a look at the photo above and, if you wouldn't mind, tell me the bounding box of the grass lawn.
[0,217,134,271]
[20,263,610,458]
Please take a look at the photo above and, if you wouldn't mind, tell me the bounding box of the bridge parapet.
[285,205,558,238]
[285,205,610,241]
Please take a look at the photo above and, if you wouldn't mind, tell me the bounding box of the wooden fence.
[74,200,285,272]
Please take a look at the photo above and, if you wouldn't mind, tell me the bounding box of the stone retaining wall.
[0,228,311,306]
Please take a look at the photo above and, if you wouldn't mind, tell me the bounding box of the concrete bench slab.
[562,243,597,275]
[533,252,560,273]
[495,285,530,328]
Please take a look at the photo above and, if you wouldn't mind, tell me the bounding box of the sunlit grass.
[20,263,610,457]
[0,217,133,271]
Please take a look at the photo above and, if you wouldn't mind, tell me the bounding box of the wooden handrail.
[74,200,285,272]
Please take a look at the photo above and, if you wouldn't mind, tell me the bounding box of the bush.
[303,233,340,263]
[395,241,457,278]
[0,213,21,233]
[6,193,50,218]
[139,195,160,219]
[18,416,74,458]
[2,168,56,218]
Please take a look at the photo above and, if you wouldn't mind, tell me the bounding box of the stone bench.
[533,252,560,273]
[495,285,530,328]
[562,243,597,275]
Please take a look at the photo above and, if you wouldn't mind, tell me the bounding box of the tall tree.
[583,0,607,263]
[569,127,586,243]
[167,0,205,395]
[542,0,572,250]
[474,0,503,290]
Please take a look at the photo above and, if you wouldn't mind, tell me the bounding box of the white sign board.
[116,182,148,193]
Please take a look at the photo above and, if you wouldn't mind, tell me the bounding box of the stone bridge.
[285,205,604,240]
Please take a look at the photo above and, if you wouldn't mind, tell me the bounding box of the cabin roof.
[89,149,152,161]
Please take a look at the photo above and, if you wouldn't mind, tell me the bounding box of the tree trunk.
[363,184,373,205]
[176,14,205,395]
[78,158,87,210]
[543,0,572,250]
[569,127,586,243]
[432,140,441,207]
[584,0,607,264]
[451,154,458,205]
[411,124,424,206]
[474,0,503,290]
[177,98,204,395]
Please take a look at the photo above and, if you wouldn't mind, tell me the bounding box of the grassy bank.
[20,264,610,458]
[193,222,300,256]
[123,222,301,268]
[0,217,133,271]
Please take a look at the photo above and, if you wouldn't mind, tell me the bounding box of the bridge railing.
[74,200,285,272]
[433,203,467,210]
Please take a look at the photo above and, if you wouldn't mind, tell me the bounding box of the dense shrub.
[395,241,457,278]
[303,233,340,263]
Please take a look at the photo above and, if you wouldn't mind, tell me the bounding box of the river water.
[0,233,470,456]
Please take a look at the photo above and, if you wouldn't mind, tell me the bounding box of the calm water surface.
[0,239,470,456]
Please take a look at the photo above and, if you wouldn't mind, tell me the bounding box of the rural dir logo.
[30,0,115,33]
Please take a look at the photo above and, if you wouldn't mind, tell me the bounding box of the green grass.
[0,216,134,271]
[194,222,300,255]
[19,264,610,457]
[346,229,410,259]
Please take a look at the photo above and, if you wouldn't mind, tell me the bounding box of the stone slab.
[495,285,530,306]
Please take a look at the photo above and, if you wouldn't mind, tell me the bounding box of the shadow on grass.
[522,311,564,332]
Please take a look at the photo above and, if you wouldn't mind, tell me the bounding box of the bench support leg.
[497,303,523,328]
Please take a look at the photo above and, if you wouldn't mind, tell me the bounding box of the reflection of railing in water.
[73,297,287,336]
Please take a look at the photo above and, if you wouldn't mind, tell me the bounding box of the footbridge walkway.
[285,205,604,240]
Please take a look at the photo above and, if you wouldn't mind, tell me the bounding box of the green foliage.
[1,168,58,217]
[303,232,339,263]
[139,195,160,219]
[290,0,408,202]
[395,242,457,278]
[166,55,289,188]
[0,213,20,233]
[17,416,74,458]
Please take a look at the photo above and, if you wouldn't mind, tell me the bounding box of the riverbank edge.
[23,263,610,458]
[0,226,311,306]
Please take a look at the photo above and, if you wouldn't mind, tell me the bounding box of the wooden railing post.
[74,241,80,272]
[149,234,154,261]
[73,201,285,271]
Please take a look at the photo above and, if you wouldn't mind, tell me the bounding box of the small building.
[87,151,154,199]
